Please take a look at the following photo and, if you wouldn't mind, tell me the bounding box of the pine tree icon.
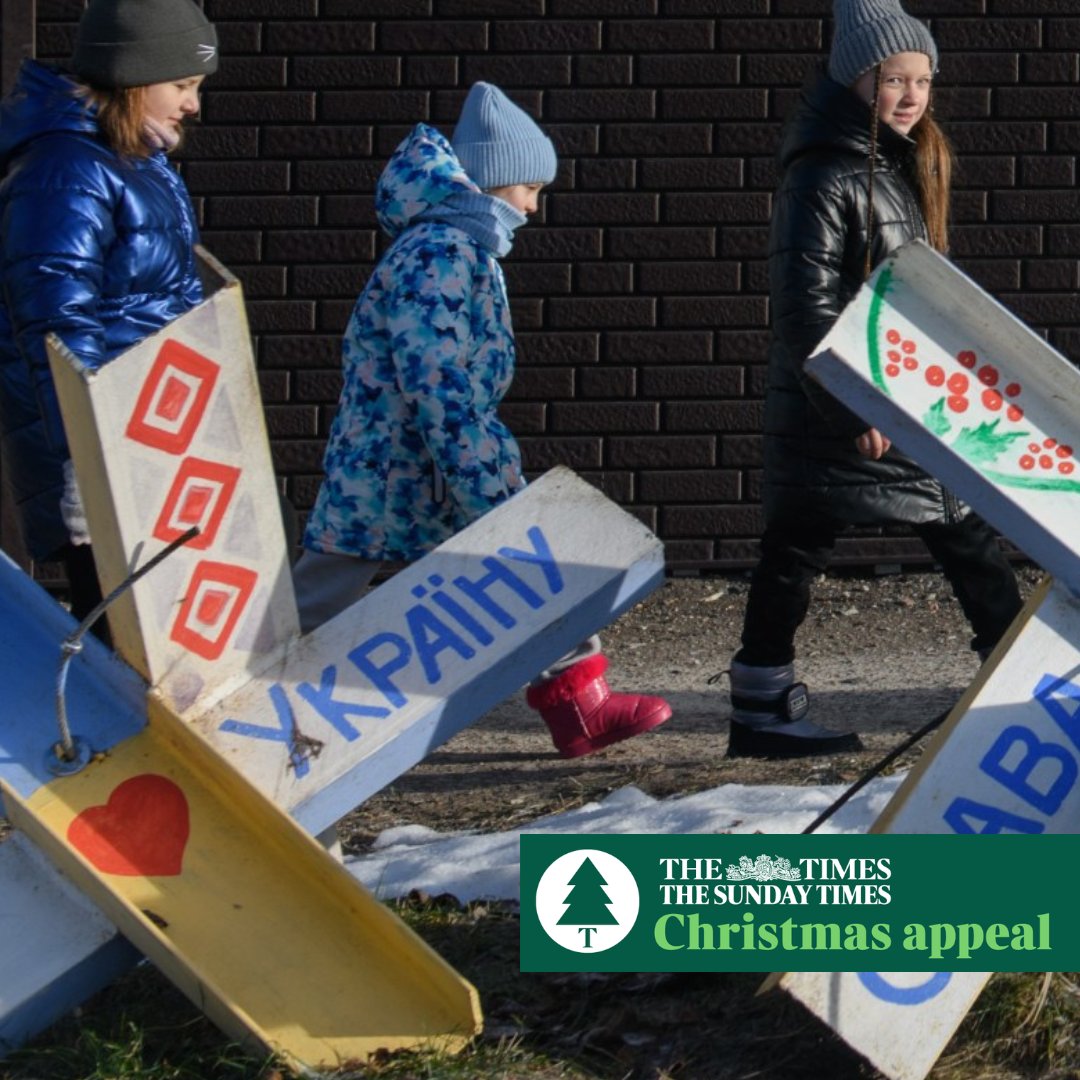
[557,856,619,932]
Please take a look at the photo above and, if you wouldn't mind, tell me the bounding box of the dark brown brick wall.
[28,0,1080,572]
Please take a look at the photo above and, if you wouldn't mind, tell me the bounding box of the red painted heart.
[68,774,190,877]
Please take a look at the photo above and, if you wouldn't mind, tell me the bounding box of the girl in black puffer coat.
[728,0,1023,759]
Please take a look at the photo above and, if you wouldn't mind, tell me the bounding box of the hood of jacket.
[0,61,95,168]
[374,123,526,256]
[778,71,916,173]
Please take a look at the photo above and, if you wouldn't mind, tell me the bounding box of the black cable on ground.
[800,705,953,834]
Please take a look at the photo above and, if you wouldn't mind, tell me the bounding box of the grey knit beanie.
[828,0,937,88]
[72,0,218,88]
[451,82,557,190]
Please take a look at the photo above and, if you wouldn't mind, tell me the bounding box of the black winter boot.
[726,661,862,758]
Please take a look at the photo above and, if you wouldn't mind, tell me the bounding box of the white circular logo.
[535,848,639,953]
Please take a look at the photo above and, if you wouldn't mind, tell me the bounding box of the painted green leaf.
[923,398,952,437]
[950,419,1029,465]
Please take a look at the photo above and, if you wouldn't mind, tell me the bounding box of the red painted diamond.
[126,340,220,454]
[171,560,257,661]
[153,457,241,550]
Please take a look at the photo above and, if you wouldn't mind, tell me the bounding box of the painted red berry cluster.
[1019,438,1074,476]
[884,331,1025,420]
[883,328,1075,477]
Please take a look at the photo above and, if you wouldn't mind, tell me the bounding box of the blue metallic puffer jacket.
[0,61,203,560]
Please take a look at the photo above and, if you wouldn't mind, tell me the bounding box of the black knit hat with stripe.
[72,0,218,88]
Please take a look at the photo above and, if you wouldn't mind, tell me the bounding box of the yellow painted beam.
[3,703,480,1071]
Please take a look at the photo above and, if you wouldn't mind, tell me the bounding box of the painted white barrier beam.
[807,239,1080,834]
[796,579,1080,1077]
[768,240,1080,1080]
[768,582,1080,1080]
[6,247,302,1051]
[48,248,300,718]
[5,240,668,1056]
[877,576,1080,835]
[766,971,990,1080]
[192,465,666,831]
[807,238,1080,595]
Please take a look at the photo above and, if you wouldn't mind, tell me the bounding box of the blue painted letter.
[979,725,1077,816]
[1034,673,1080,754]
[405,603,476,684]
[296,664,391,740]
[498,526,563,596]
[220,683,313,778]
[349,632,412,708]
[453,557,545,627]
[942,797,1044,834]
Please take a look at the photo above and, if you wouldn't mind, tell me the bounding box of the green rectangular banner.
[519,835,1080,972]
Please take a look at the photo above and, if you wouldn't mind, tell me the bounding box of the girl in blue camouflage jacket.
[295,83,671,759]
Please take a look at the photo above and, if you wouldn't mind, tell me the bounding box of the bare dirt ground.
[339,562,1045,852]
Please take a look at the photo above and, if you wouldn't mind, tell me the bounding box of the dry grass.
[7,895,1074,1080]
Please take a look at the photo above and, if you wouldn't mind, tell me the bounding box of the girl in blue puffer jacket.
[0,0,217,624]
[295,83,671,759]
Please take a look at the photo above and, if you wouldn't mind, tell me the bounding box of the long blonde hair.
[76,84,152,159]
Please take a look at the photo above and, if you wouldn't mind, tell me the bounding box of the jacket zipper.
[942,486,961,524]
[152,154,197,277]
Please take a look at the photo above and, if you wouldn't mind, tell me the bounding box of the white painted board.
[769,240,1080,1080]
[877,577,1080,835]
[48,250,299,717]
[771,971,989,1080]
[790,576,1080,1080]
[770,584,1080,1080]
[807,239,1080,596]
[22,240,667,1056]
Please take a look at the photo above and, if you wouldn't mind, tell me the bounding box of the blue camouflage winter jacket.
[0,61,203,560]
[303,124,527,562]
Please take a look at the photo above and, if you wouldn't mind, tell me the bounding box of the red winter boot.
[525,654,672,759]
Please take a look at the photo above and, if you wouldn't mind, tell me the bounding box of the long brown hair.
[76,84,152,158]
[865,72,954,266]
[910,107,953,254]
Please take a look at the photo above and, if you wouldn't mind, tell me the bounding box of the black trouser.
[737,510,1023,667]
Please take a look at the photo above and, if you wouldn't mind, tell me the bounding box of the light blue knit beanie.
[828,0,938,88]
[451,82,557,190]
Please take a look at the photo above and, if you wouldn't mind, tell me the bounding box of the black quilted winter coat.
[762,72,962,528]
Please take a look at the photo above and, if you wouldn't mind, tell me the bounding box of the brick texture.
[20,1,1079,573]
